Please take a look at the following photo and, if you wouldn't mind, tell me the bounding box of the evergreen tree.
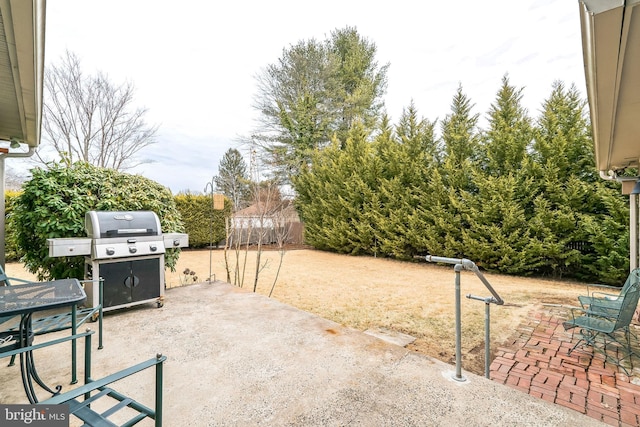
[578,180,629,284]
[253,38,333,179]
[459,171,544,273]
[440,85,480,186]
[481,75,533,176]
[290,78,628,283]
[214,148,251,210]
[526,82,599,278]
[533,82,596,182]
[374,105,437,258]
[328,26,389,143]
[293,122,380,254]
[435,86,480,256]
[460,79,539,272]
[253,27,388,180]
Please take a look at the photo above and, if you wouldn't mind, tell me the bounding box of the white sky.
[37,0,586,193]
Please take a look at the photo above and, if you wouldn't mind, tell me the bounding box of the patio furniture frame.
[1,330,166,427]
[578,268,640,317]
[0,266,104,383]
[563,280,640,374]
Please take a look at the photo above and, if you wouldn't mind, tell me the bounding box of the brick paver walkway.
[490,305,640,426]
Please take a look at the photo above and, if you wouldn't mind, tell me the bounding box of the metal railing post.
[453,263,465,382]
[484,299,490,378]
[84,330,92,402]
[71,304,78,384]
[466,294,494,378]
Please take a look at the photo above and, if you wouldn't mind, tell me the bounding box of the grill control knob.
[106,247,115,256]
[150,244,157,252]
[129,247,137,254]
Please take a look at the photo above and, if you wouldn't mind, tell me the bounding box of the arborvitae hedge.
[293,80,630,285]
[174,193,230,248]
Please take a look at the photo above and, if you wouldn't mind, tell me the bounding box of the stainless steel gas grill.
[86,211,164,259]
[48,210,188,312]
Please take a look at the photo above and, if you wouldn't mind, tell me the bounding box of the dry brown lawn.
[6,248,590,375]
[166,247,589,375]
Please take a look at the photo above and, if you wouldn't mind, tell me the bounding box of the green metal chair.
[578,268,640,316]
[0,265,104,383]
[0,267,32,326]
[563,280,640,373]
[1,330,166,426]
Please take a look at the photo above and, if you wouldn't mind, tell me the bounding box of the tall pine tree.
[374,105,437,258]
[253,27,388,181]
[527,82,599,278]
[435,85,480,256]
[214,148,251,210]
[460,78,539,272]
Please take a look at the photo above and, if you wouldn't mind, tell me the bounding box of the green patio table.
[0,278,86,403]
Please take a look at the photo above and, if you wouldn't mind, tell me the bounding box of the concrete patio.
[0,281,604,426]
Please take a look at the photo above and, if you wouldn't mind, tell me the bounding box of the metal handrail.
[423,255,505,381]
[425,256,504,305]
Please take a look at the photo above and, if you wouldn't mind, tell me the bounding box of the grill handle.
[124,276,140,288]
[104,228,154,238]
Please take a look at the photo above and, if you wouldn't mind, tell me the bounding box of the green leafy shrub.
[174,193,229,249]
[15,162,184,280]
[5,190,23,262]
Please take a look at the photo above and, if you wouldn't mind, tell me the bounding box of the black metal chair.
[563,280,640,373]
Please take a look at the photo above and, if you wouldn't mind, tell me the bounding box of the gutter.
[599,170,617,181]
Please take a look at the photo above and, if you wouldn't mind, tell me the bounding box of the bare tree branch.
[41,50,158,170]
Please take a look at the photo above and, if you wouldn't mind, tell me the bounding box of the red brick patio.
[490,305,640,426]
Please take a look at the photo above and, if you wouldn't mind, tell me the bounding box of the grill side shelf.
[47,238,92,257]
[162,233,189,249]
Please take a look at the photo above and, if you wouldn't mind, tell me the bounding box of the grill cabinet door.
[100,258,162,308]
[131,258,161,301]
[101,261,133,307]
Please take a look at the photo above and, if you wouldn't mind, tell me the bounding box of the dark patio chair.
[578,268,640,317]
[0,267,32,326]
[563,280,640,373]
[0,265,104,383]
[1,330,166,426]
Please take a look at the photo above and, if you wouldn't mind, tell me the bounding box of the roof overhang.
[580,0,640,176]
[0,0,46,149]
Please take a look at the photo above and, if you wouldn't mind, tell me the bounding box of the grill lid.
[85,211,162,238]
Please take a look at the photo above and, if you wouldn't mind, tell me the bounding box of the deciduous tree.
[41,50,158,170]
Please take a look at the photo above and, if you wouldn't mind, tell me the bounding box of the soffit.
[0,0,45,148]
